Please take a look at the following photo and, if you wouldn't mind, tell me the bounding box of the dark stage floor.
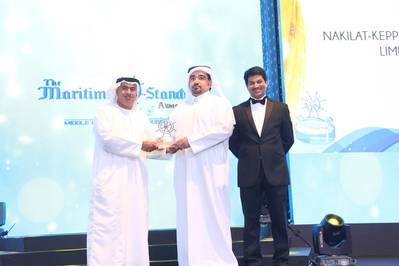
[1,224,398,266]
[356,257,399,266]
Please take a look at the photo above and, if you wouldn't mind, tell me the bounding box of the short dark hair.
[243,66,267,85]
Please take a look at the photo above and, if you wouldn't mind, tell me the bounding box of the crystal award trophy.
[147,119,176,160]
[157,119,176,149]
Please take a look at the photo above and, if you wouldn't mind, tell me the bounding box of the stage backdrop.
[1,0,399,237]
[0,0,262,236]
[281,0,399,224]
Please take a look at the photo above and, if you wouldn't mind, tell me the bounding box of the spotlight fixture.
[310,214,357,266]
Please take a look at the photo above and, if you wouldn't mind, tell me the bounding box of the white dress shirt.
[250,97,267,136]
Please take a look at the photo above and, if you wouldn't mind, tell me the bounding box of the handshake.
[141,137,190,155]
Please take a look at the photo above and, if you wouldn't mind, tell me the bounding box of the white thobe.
[87,103,154,266]
[170,91,238,266]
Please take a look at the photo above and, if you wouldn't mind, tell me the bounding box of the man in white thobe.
[87,77,159,266]
[169,66,238,266]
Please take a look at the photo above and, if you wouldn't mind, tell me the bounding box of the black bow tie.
[250,97,266,105]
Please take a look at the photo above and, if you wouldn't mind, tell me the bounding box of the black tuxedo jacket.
[229,98,294,187]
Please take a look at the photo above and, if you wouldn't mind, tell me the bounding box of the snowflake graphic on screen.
[295,91,335,144]
[302,91,326,118]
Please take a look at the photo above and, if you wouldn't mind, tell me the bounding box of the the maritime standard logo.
[37,78,186,126]
[37,79,107,100]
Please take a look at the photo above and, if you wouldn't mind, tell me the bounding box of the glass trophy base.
[146,147,173,160]
[295,117,335,144]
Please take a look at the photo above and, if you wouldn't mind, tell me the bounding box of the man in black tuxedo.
[229,66,294,266]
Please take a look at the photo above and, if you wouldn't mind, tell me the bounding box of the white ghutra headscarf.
[186,65,227,102]
[108,77,141,105]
